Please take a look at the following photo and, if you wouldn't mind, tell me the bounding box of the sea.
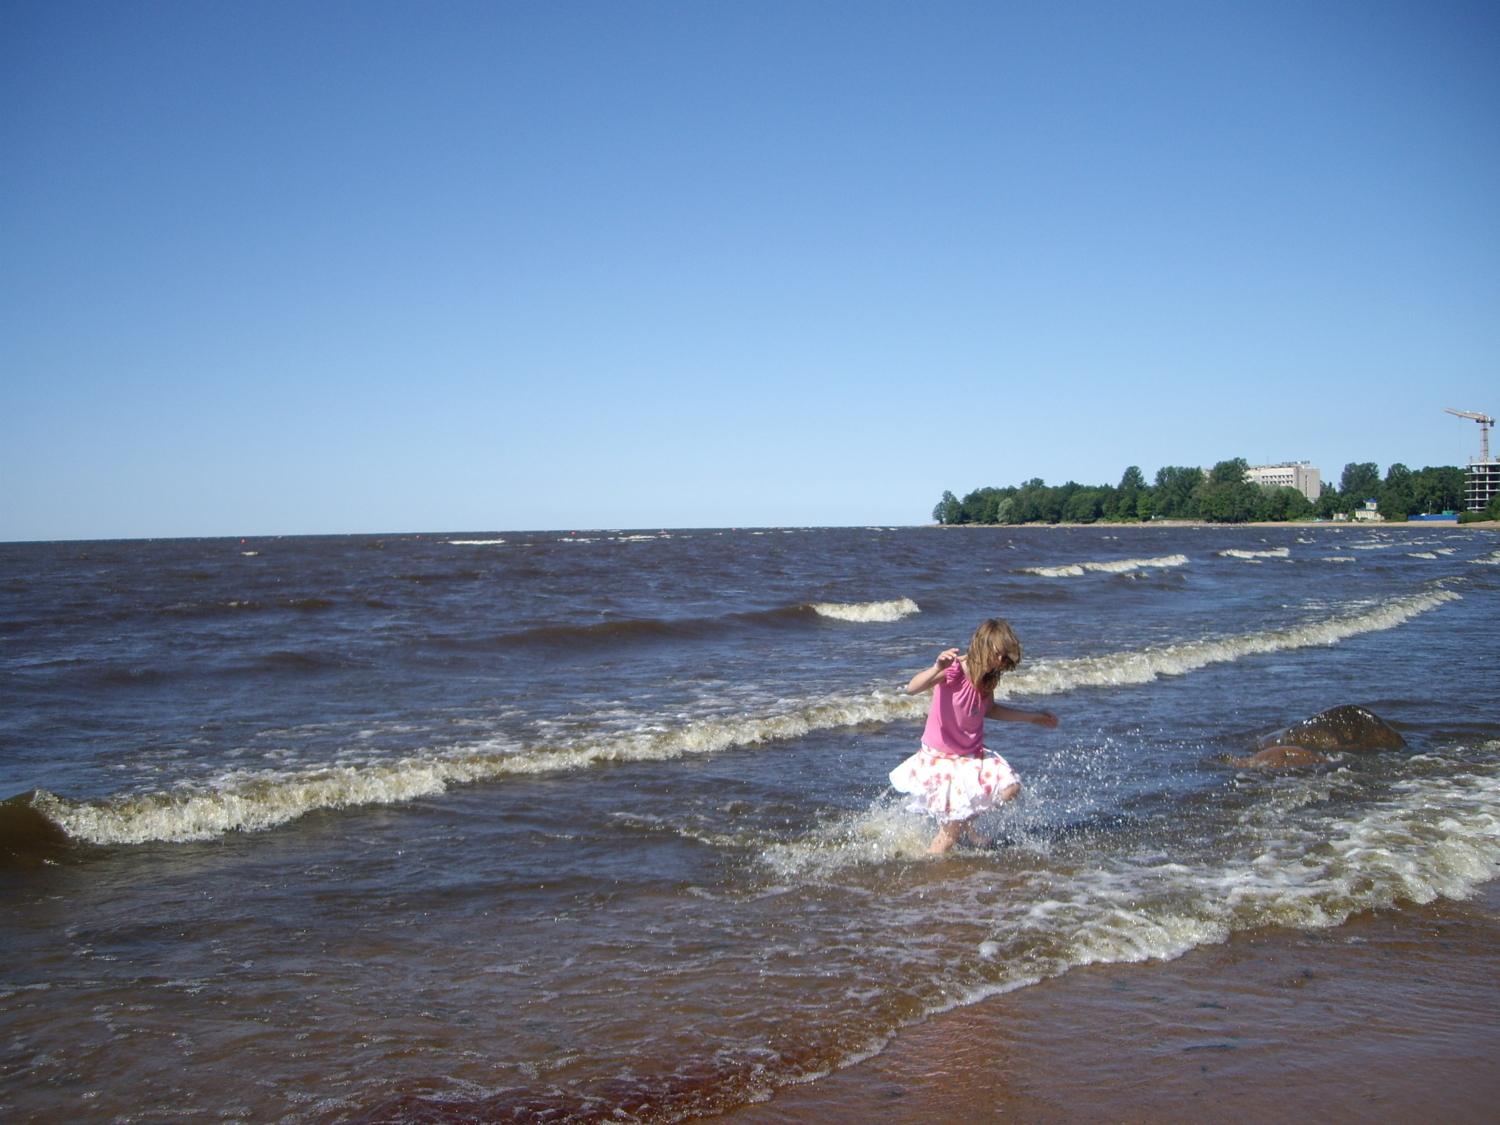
[2,524,1497,1124]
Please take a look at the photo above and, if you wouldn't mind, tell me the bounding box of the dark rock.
[1256,705,1405,753]
[1224,746,1333,770]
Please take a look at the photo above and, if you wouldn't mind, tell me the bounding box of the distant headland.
[933,459,1500,525]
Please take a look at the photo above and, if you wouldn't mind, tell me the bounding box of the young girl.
[891,617,1058,854]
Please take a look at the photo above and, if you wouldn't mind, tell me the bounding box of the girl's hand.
[1031,711,1059,729]
[906,649,963,694]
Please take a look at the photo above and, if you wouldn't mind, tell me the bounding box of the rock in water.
[1256,705,1406,753]
[1224,747,1332,770]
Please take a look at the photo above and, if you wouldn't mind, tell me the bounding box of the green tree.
[1254,485,1313,521]
[1114,466,1145,521]
[1154,466,1205,518]
[1379,463,1413,522]
[959,487,1015,524]
[1063,488,1104,523]
[1411,466,1465,514]
[1197,459,1260,522]
[1316,482,1345,519]
[1340,462,1381,503]
[933,490,963,524]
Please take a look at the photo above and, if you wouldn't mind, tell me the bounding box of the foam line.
[1022,554,1188,578]
[1217,547,1290,559]
[809,598,920,622]
[23,585,1461,846]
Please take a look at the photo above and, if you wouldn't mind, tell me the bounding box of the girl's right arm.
[906,648,962,694]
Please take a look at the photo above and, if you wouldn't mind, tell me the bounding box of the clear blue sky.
[3,1,1497,539]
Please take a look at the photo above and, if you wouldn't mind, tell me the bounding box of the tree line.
[932,460,1493,525]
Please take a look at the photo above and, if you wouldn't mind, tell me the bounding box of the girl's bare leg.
[927,820,965,854]
[948,785,1021,852]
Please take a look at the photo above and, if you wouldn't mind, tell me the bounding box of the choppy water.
[2,525,1497,1123]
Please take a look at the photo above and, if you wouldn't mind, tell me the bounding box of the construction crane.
[1446,407,1495,464]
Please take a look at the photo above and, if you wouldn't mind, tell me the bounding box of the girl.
[891,618,1058,854]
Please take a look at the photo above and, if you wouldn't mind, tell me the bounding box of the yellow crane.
[1445,407,1494,464]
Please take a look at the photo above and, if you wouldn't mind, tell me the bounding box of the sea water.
[1,525,1497,1123]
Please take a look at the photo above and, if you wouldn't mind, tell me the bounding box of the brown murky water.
[728,879,1500,1124]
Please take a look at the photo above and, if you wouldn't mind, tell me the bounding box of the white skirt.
[889,745,1021,824]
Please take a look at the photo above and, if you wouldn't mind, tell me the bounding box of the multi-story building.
[1245,462,1321,502]
[1467,462,1500,512]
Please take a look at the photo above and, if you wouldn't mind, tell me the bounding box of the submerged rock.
[1256,704,1406,753]
[1224,746,1333,770]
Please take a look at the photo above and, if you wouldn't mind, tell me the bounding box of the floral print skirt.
[889,745,1021,824]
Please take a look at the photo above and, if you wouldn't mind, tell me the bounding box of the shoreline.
[725,880,1500,1124]
[935,519,1500,529]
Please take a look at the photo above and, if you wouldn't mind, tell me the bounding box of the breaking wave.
[1218,546,1290,559]
[447,539,506,546]
[1021,554,1188,578]
[12,585,1461,847]
[809,598,920,622]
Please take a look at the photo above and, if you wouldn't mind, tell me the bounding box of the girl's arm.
[906,648,962,694]
[986,701,1060,729]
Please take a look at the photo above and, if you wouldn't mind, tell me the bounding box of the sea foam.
[1021,554,1188,578]
[1217,547,1290,559]
[809,598,920,622]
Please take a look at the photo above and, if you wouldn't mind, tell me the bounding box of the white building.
[1353,499,1384,522]
[1245,461,1321,502]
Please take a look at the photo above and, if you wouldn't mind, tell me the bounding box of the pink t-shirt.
[920,661,989,756]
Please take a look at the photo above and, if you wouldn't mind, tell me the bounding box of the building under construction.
[1446,408,1498,512]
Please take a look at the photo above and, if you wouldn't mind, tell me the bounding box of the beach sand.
[725,880,1500,1124]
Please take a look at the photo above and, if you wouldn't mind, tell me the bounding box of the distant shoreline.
[932,519,1500,529]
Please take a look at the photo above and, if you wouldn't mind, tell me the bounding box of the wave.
[11,584,1461,847]
[1021,554,1188,578]
[999,585,1460,696]
[473,599,913,650]
[809,598,920,622]
[447,539,506,546]
[1217,547,1290,559]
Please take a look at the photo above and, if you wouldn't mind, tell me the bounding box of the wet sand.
[726,880,1500,1125]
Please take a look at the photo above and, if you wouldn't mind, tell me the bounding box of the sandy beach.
[727,879,1500,1124]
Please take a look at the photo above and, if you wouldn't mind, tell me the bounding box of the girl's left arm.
[987,701,1059,729]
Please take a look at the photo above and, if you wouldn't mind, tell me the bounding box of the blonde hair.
[962,618,1023,696]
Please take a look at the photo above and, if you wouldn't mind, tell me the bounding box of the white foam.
[1217,547,1290,559]
[769,759,1500,1018]
[35,585,1462,846]
[1022,554,1188,578]
[447,539,506,546]
[810,598,920,623]
[1408,552,1438,560]
[999,585,1461,697]
[1321,557,1356,562]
